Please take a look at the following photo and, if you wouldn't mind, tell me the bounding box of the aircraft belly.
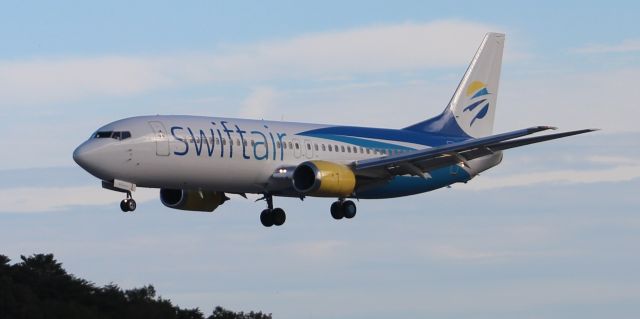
[356,165,472,199]
[134,154,279,193]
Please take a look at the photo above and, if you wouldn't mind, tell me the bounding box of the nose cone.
[73,141,109,178]
[73,142,95,171]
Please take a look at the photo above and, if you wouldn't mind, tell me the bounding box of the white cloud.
[0,57,174,105]
[0,20,502,106]
[497,67,640,133]
[574,38,640,53]
[238,87,280,119]
[0,186,157,213]
[587,155,639,166]
[464,164,640,191]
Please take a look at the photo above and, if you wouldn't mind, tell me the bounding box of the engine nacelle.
[292,160,356,197]
[160,189,228,212]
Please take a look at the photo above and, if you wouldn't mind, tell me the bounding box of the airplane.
[73,33,595,227]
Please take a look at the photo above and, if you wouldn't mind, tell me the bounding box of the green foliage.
[0,254,272,319]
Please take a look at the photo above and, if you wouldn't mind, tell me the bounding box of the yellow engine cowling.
[292,160,356,197]
[160,189,228,212]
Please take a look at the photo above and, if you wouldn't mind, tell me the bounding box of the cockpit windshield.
[93,131,132,140]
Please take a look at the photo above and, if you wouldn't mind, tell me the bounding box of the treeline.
[0,254,271,319]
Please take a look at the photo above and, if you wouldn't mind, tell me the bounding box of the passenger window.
[237,139,241,146]
[366,148,370,154]
[314,144,318,151]
[251,140,255,146]
[215,138,220,145]
[307,143,311,150]
[295,143,299,149]
[277,141,281,148]
[347,146,351,153]
[222,138,227,145]
[288,142,293,149]
[243,140,248,146]
[328,145,332,151]
[322,144,326,151]
[359,147,363,154]
[341,146,345,152]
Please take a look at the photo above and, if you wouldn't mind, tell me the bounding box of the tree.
[209,306,272,319]
[0,253,270,319]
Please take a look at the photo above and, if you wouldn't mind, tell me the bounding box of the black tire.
[120,200,129,212]
[343,200,356,219]
[260,209,274,227]
[272,208,286,226]
[330,201,344,220]
[127,199,137,212]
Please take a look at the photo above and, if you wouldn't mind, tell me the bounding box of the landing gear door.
[148,121,170,156]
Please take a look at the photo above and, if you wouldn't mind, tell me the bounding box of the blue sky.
[1,1,639,318]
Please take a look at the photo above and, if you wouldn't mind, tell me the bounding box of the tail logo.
[462,81,490,126]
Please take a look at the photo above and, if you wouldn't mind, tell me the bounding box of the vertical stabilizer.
[404,33,505,138]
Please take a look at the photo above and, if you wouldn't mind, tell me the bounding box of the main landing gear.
[330,199,357,220]
[120,192,137,212]
[259,194,286,227]
[257,195,357,227]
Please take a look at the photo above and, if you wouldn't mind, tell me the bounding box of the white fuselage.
[73,115,502,199]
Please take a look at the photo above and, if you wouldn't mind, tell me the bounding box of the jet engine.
[160,189,228,212]
[292,160,356,197]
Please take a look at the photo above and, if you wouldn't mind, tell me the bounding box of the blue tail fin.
[404,32,505,138]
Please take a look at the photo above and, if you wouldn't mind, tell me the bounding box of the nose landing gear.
[120,192,137,212]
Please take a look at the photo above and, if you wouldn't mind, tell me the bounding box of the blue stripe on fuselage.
[356,166,471,199]
[298,126,467,148]
[299,133,416,150]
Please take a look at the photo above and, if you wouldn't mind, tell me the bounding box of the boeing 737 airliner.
[73,33,595,227]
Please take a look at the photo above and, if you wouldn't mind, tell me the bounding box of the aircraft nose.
[73,142,101,172]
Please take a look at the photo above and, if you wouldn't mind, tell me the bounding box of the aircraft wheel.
[343,200,356,219]
[260,209,274,227]
[126,199,137,212]
[330,201,344,220]
[272,208,286,226]
[120,199,129,212]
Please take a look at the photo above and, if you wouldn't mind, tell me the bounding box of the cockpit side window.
[94,131,113,138]
[93,131,132,140]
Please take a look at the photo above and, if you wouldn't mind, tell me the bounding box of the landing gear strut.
[330,199,356,220]
[259,194,286,227]
[120,192,137,212]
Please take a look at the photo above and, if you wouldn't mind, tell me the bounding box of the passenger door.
[148,121,170,156]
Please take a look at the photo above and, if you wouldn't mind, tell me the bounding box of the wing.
[353,126,597,178]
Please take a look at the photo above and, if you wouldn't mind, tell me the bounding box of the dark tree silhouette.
[0,254,271,319]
